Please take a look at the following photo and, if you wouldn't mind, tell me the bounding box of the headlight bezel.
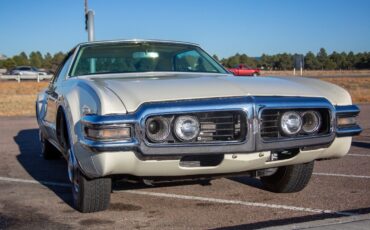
[301,110,322,134]
[279,110,323,137]
[173,115,200,142]
[145,116,171,143]
[280,111,303,136]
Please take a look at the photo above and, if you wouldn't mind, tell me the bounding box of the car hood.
[87,73,351,113]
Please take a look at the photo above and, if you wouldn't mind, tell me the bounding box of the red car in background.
[228,64,260,76]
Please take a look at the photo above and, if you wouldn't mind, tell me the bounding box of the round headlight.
[280,111,302,135]
[302,111,321,133]
[174,116,200,141]
[146,117,170,142]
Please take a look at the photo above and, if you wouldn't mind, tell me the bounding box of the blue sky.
[0,0,369,58]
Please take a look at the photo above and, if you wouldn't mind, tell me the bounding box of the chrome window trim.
[79,96,360,155]
[77,39,201,48]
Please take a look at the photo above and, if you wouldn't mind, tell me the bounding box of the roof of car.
[77,39,200,47]
[15,66,32,69]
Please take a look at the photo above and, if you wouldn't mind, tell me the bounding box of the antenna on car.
[84,0,95,42]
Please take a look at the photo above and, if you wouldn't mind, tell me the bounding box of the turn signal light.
[337,117,357,127]
[84,126,131,141]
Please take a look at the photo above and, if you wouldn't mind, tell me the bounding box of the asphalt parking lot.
[0,105,369,229]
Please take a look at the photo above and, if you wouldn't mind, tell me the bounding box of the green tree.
[3,58,16,70]
[12,52,29,66]
[220,58,228,66]
[355,52,370,69]
[212,54,219,61]
[260,54,274,70]
[316,48,328,70]
[51,52,66,72]
[329,51,347,70]
[304,51,320,70]
[29,51,43,68]
[226,53,240,68]
[346,52,356,69]
[324,59,337,70]
[276,53,293,70]
[43,52,53,69]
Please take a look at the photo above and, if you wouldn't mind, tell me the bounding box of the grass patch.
[0,81,48,116]
[321,77,370,103]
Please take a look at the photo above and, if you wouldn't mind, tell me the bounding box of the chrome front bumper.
[80,96,362,156]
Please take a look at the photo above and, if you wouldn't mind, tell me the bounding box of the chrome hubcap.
[67,149,79,193]
[39,130,45,154]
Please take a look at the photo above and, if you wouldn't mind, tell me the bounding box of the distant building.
[0,54,7,60]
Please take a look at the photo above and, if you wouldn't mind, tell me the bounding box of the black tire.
[72,169,111,213]
[260,161,314,193]
[40,132,60,160]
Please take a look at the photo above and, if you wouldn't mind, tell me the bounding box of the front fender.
[58,78,127,177]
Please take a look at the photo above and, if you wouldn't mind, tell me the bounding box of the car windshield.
[70,42,227,76]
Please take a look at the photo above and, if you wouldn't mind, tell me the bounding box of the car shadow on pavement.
[352,141,370,149]
[227,176,268,191]
[13,129,212,206]
[13,129,73,208]
[211,207,370,230]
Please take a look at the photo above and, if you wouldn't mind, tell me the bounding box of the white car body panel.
[35,40,360,179]
[83,73,351,114]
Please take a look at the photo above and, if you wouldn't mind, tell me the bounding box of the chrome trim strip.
[335,105,360,117]
[77,39,200,47]
[336,125,362,137]
[335,105,362,137]
[80,138,139,152]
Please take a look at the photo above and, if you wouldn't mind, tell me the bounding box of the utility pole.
[85,0,95,42]
[85,0,96,73]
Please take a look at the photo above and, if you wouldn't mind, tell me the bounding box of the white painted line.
[120,190,355,216]
[0,176,360,216]
[313,172,370,179]
[0,176,70,188]
[347,153,370,157]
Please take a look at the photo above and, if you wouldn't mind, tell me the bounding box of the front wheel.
[72,168,112,213]
[260,161,314,193]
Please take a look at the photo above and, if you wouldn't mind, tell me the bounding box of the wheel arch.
[56,105,73,157]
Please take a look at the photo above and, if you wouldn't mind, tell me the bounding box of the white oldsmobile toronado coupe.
[36,39,362,212]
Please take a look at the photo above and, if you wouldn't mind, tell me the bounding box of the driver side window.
[174,50,217,72]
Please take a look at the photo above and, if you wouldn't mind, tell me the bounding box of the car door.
[22,67,33,75]
[43,51,74,142]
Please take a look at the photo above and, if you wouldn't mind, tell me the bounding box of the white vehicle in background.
[9,66,48,76]
[36,39,362,213]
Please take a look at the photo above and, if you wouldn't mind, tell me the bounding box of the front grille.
[145,111,246,144]
[260,109,331,140]
[197,111,244,142]
[260,110,280,139]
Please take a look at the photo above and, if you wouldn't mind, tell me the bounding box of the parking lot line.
[347,153,370,157]
[120,190,355,216]
[313,172,370,179]
[0,176,70,188]
[0,175,358,216]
